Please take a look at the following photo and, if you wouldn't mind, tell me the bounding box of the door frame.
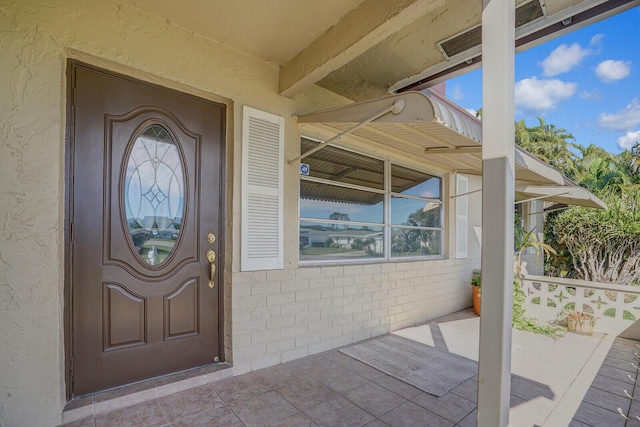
[64,59,228,400]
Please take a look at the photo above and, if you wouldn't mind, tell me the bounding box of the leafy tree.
[550,191,640,284]
[328,212,350,222]
[569,144,630,193]
[516,117,575,175]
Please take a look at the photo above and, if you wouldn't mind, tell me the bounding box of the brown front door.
[68,62,224,396]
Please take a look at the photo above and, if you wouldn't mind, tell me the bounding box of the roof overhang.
[298,91,565,186]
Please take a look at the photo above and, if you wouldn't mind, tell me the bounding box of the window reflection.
[391,197,441,227]
[124,124,184,266]
[299,222,383,261]
[391,228,441,257]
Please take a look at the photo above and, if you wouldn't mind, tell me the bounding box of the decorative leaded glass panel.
[124,124,185,266]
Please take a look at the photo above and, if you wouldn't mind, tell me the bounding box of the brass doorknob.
[207,249,216,288]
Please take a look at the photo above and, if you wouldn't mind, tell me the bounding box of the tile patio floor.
[61,309,639,427]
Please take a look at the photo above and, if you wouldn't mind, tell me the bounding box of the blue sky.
[446,6,640,154]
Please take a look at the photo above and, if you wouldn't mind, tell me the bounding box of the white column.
[478,0,515,426]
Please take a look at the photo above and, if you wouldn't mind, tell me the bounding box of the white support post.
[478,0,515,426]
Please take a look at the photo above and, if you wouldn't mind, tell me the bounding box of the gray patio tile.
[303,395,375,427]
[170,405,244,427]
[157,384,219,423]
[572,401,626,427]
[61,417,96,427]
[567,420,591,427]
[287,353,334,372]
[212,372,273,401]
[510,376,554,402]
[94,400,168,427]
[266,411,318,427]
[379,401,454,427]
[306,363,370,393]
[224,390,298,427]
[450,379,478,403]
[331,351,388,380]
[275,376,337,410]
[590,374,634,398]
[250,363,303,389]
[627,419,640,427]
[411,391,475,423]
[343,382,407,417]
[596,364,636,384]
[372,374,423,399]
[456,409,476,427]
[364,419,390,427]
[582,386,631,414]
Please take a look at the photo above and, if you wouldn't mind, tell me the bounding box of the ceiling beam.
[278,0,445,97]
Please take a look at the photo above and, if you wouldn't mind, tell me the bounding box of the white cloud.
[598,99,640,131]
[595,60,631,82]
[541,43,590,76]
[515,77,577,112]
[578,89,601,101]
[450,85,464,101]
[590,34,604,49]
[618,131,640,150]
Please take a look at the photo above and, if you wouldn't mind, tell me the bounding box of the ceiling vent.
[436,0,546,60]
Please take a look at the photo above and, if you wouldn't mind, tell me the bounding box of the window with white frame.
[299,137,443,263]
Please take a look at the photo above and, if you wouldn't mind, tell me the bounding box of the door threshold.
[62,363,232,425]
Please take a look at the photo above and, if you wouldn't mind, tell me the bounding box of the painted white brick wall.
[229,258,478,374]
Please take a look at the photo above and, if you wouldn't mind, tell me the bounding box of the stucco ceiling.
[126,0,366,64]
[126,0,638,101]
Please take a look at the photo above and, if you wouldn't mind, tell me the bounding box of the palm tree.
[392,208,439,255]
[570,144,630,193]
[514,117,575,176]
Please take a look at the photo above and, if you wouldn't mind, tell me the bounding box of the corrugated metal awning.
[298,91,565,186]
[516,177,607,210]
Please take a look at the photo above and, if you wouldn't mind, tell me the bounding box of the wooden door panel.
[102,283,147,351]
[69,63,224,396]
[164,278,200,340]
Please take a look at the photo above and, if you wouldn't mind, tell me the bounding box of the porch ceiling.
[126,0,638,100]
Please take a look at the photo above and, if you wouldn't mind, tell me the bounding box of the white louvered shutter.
[456,174,468,258]
[241,106,284,271]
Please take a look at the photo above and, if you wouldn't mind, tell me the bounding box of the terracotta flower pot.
[567,311,594,335]
[472,286,481,315]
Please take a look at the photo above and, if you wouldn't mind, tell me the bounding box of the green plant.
[512,275,564,337]
[471,273,481,288]
[514,215,557,275]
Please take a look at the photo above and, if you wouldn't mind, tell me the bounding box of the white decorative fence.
[521,274,640,335]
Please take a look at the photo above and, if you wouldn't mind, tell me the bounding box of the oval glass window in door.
[124,124,185,266]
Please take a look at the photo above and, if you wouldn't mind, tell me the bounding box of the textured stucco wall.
[0,1,319,425]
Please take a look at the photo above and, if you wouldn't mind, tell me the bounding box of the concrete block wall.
[229,258,478,374]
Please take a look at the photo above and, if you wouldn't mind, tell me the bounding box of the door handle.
[207,249,216,288]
